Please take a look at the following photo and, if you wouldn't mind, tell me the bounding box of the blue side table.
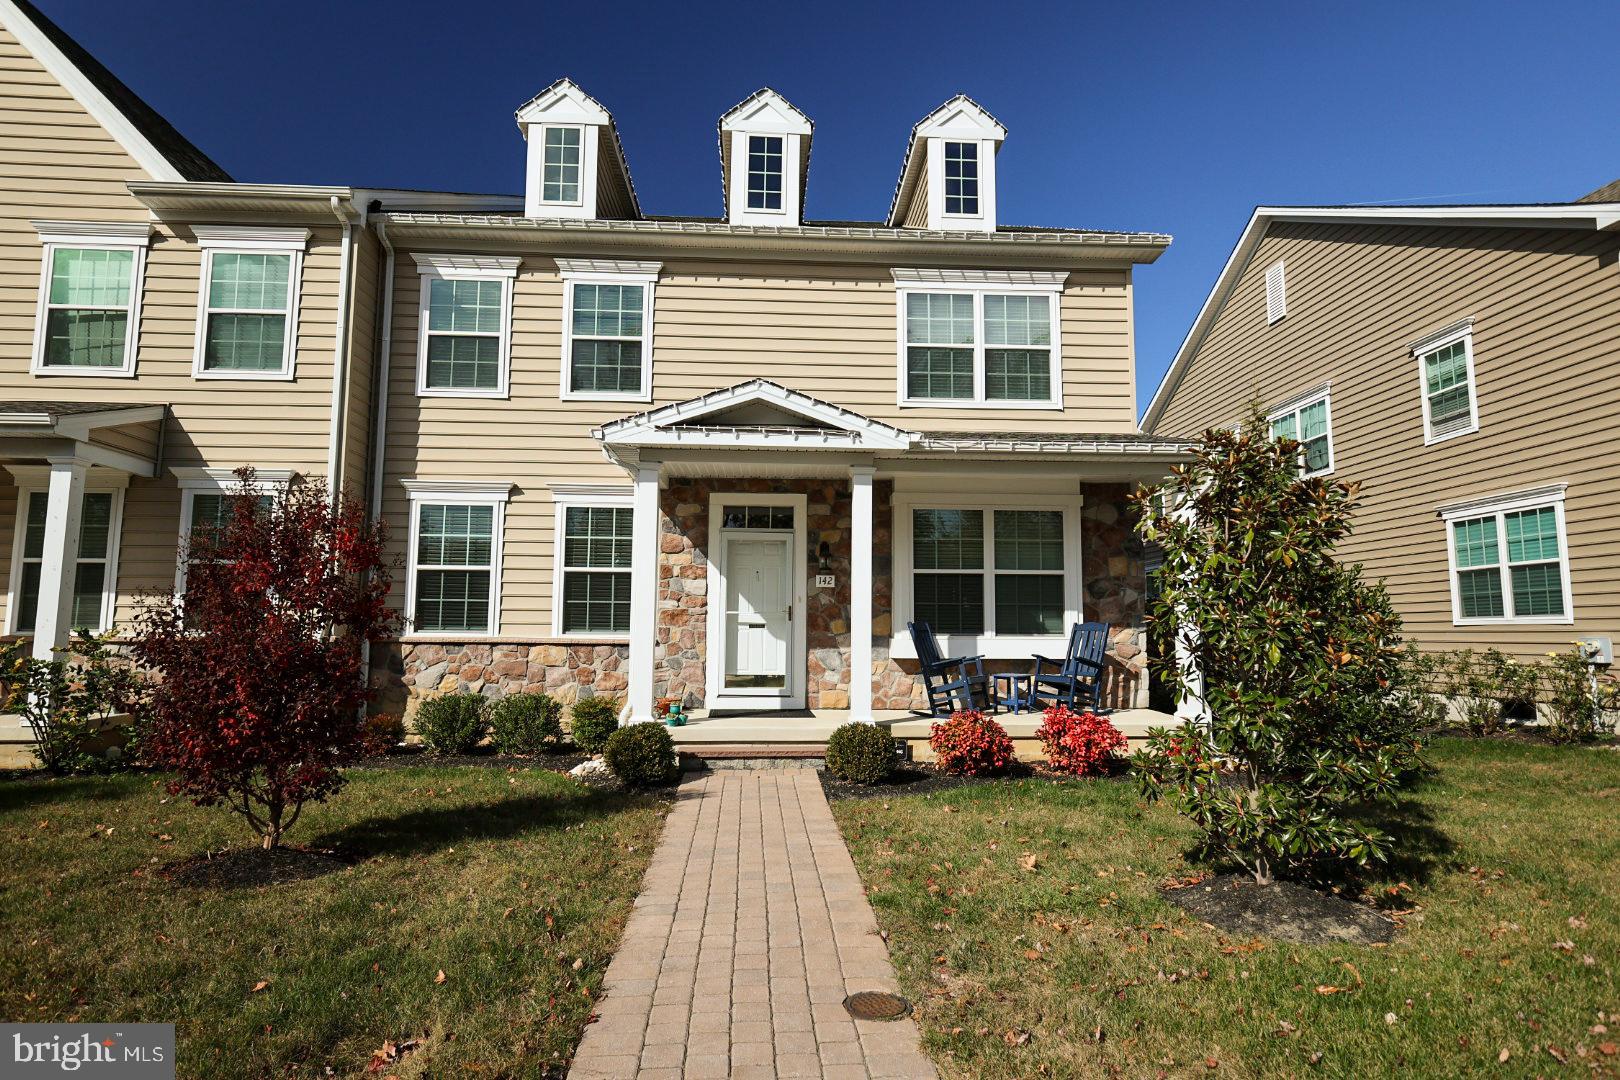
[990,673,1034,714]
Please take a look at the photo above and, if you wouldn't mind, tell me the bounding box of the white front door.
[723,534,791,694]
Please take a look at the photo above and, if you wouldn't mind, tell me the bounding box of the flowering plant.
[928,709,1015,776]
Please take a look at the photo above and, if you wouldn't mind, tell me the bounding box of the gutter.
[325,196,357,501]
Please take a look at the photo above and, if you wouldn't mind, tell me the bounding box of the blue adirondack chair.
[1030,621,1109,711]
[907,621,989,716]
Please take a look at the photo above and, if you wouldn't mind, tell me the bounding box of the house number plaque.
[815,574,835,588]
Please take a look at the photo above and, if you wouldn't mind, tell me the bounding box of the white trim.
[891,267,1067,288]
[29,226,151,378]
[403,483,513,639]
[720,89,812,227]
[558,264,658,403]
[173,470,293,596]
[1264,260,1287,324]
[889,488,1084,660]
[3,475,126,636]
[1266,383,1335,478]
[703,492,809,712]
[1440,484,1573,626]
[413,256,519,399]
[848,465,875,723]
[191,240,305,381]
[549,485,634,638]
[894,283,1063,409]
[627,464,661,722]
[1414,318,1480,445]
[0,0,189,181]
[535,124,587,209]
[595,379,916,450]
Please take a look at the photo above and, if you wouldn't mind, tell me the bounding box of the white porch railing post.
[848,465,875,723]
[32,456,90,664]
[627,461,661,724]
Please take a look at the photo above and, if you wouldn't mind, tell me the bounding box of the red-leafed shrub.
[134,469,400,849]
[929,710,1015,776]
[1037,706,1127,776]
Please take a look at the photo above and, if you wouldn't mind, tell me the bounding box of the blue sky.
[44,0,1620,417]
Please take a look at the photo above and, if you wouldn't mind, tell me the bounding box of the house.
[0,0,1192,740]
[1143,189,1620,664]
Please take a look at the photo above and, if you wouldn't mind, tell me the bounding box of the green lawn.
[0,764,667,1078]
[834,738,1620,1079]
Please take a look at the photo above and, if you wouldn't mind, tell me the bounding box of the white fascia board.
[514,78,612,132]
[719,88,813,135]
[191,225,311,250]
[51,405,166,440]
[31,220,153,245]
[594,379,916,449]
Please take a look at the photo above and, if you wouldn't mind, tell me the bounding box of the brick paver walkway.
[569,769,938,1079]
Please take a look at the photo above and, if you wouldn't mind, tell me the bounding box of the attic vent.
[1264,261,1287,324]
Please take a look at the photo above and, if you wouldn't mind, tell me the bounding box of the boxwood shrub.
[825,721,898,784]
[569,695,620,754]
[603,723,680,787]
[488,691,564,753]
[414,693,488,754]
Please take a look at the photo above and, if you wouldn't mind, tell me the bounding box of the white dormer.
[887,95,1007,232]
[718,88,813,227]
[515,78,641,220]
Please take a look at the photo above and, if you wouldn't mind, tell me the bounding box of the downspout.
[325,195,357,502]
[368,219,394,522]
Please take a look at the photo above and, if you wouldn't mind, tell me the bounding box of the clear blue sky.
[44,0,1620,418]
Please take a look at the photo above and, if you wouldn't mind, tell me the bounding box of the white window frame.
[1267,383,1335,478]
[402,480,513,639]
[890,489,1084,660]
[548,483,634,638]
[1413,318,1480,445]
[190,227,309,381]
[413,254,520,399]
[1439,483,1573,626]
[173,468,294,596]
[537,124,586,208]
[940,140,981,218]
[1264,260,1287,324]
[557,258,660,403]
[744,133,786,214]
[4,466,128,635]
[29,221,153,378]
[892,269,1065,410]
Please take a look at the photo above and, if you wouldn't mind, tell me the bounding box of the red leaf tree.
[134,469,399,848]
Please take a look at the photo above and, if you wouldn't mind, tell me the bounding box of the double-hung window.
[404,483,512,636]
[1268,387,1334,477]
[1442,485,1572,624]
[414,255,519,398]
[192,227,307,379]
[895,271,1063,407]
[899,495,1079,651]
[1413,319,1478,444]
[942,141,979,216]
[558,259,659,401]
[174,468,289,596]
[746,135,784,211]
[552,489,633,636]
[6,472,124,635]
[540,126,583,205]
[30,222,151,376]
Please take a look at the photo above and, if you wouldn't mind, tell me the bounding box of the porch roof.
[0,401,164,477]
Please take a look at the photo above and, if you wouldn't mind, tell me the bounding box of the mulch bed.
[1162,872,1396,946]
[159,845,360,889]
[352,746,589,773]
[819,760,1125,802]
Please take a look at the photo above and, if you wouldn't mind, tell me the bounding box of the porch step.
[677,743,828,771]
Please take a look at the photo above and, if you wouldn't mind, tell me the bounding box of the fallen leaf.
[1024,949,1042,961]
[250,980,269,993]
[1384,1013,1398,1026]
[1019,853,1040,872]
[1498,1048,1511,1063]
[434,970,446,985]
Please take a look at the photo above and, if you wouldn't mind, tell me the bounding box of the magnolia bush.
[1131,410,1426,885]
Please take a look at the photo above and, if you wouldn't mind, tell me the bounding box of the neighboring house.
[1144,189,1620,663]
[0,0,1192,729]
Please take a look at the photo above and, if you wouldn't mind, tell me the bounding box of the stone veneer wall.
[371,480,1148,719]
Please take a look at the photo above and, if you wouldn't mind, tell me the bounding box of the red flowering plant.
[928,710,1015,776]
[133,469,399,849]
[1036,705,1127,776]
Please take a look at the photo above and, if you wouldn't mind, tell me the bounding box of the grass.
[0,763,667,1078]
[833,738,1620,1079]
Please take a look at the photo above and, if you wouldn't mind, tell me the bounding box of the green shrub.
[414,694,488,754]
[3,633,145,776]
[488,692,564,753]
[825,722,898,784]
[603,723,680,787]
[569,696,620,753]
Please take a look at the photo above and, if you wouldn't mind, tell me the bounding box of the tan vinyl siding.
[596,141,633,220]
[903,165,929,230]
[340,228,381,499]
[381,251,1140,636]
[1152,219,1620,661]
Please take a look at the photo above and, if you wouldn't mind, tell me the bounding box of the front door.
[723,534,792,693]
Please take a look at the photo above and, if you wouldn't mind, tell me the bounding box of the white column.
[627,461,661,724]
[848,465,875,723]
[32,456,90,663]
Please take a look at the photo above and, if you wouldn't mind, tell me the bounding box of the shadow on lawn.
[0,772,144,815]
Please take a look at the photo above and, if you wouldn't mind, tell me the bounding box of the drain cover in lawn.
[844,991,911,1021]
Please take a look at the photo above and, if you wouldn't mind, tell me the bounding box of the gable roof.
[887,94,1006,227]
[1,0,229,182]
[513,77,642,219]
[1579,177,1620,203]
[1142,200,1620,431]
[717,87,814,220]
[593,379,917,453]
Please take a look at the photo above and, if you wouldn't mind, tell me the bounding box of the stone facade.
[371,479,1149,719]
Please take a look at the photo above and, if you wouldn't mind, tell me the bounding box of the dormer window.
[541,126,583,204]
[720,88,812,227]
[943,141,979,216]
[747,135,784,211]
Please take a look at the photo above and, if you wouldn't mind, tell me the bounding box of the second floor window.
[1268,390,1333,477]
[541,126,582,204]
[1414,319,1478,444]
[558,262,659,402]
[746,135,784,211]
[196,252,298,377]
[35,244,144,375]
[943,141,979,216]
[901,288,1057,406]
[413,255,518,398]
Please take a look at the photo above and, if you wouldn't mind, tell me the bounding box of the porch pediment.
[592,380,918,459]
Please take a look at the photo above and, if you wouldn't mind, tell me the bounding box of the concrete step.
[677,744,829,771]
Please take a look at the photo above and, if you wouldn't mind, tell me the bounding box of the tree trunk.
[1252,854,1273,886]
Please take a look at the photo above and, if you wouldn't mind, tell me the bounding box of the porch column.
[848,465,875,723]
[32,456,90,663]
[627,461,661,724]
